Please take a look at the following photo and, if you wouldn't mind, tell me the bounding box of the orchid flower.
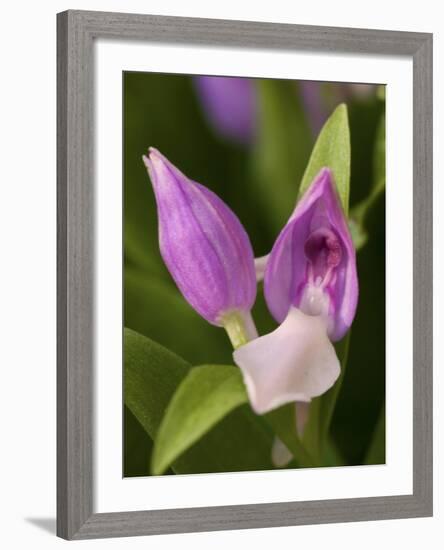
[143,148,257,346]
[233,168,358,414]
[193,76,256,144]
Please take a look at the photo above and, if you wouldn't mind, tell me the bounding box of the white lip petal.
[233,307,340,414]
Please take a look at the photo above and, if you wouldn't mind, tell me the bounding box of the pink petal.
[264,168,358,341]
[193,76,256,143]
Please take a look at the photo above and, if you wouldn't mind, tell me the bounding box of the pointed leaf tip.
[299,103,351,215]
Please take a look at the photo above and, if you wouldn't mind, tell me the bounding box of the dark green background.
[123,72,385,476]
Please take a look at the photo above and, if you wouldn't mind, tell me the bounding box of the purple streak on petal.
[264,168,358,341]
[143,148,256,325]
[194,76,256,144]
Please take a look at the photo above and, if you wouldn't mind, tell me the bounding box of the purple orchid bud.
[143,148,257,328]
[194,76,256,144]
[233,168,358,414]
[264,168,358,342]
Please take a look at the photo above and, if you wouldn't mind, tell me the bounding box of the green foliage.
[152,365,249,475]
[124,328,190,439]
[124,329,274,475]
[299,104,351,214]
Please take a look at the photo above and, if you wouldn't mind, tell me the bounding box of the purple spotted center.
[299,227,343,321]
[304,227,342,286]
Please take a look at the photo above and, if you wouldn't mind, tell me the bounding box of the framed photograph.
[57,10,433,540]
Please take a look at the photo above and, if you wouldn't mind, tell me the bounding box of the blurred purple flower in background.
[193,76,256,144]
[234,169,358,414]
[194,76,375,145]
[143,148,257,333]
[299,81,326,137]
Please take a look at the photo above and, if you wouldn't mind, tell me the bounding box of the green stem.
[221,310,258,349]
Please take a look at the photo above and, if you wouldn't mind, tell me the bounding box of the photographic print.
[123,73,386,477]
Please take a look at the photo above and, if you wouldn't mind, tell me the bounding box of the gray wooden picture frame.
[57,9,433,540]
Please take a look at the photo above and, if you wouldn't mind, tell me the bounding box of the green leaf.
[348,218,369,250]
[302,332,351,465]
[124,328,190,438]
[265,405,315,467]
[299,103,351,214]
[152,365,249,475]
[251,79,312,232]
[124,329,273,475]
